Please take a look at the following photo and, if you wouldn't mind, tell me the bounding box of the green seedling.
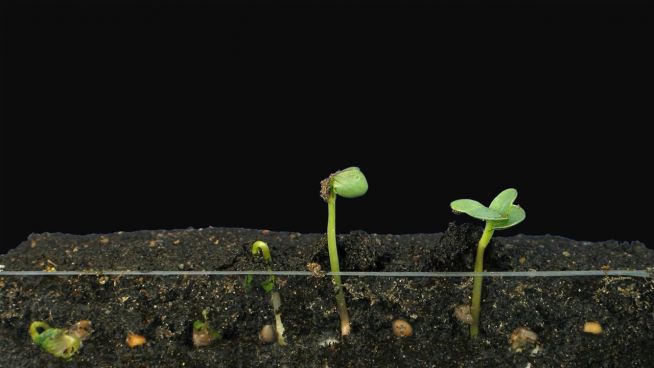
[252,240,275,293]
[320,167,368,336]
[450,188,526,337]
[192,309,221,347]
[251,240,286,345]
[30,321,81,360]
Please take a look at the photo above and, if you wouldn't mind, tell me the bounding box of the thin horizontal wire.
[0,270,651,278]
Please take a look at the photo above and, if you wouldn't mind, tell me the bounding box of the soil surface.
[1,223,653,367]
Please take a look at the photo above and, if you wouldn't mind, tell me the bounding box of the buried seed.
[192,309,221,347]
[509,327,538,352]
[259,324,275,344]
[583,321,603,335]
[126,332,146,348]
[193,326,214,347]
[453,305,473,325]
[392,319,413,337]
[67,320,93,341]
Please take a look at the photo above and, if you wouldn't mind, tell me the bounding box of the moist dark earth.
[1,223,653,367]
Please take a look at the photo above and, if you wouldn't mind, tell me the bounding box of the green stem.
[327,191,351,336]
[470,222,494,338]
[29,321,51,342]
[252,241,272,264]
[252,240,274,292]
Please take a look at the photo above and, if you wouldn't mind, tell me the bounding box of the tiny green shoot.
[251,240,286,345]
[252,240,275,293]
[450,188,526,338]
[320,167,368,336]
[192,309,221,347]
[29,321,81,360]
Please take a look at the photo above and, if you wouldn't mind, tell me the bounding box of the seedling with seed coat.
[251,240,275,292]
[251,240,286,345]
[450,188,526,337]
[30,321,82,360]
[320,167,368,336]
[192,309,221,347]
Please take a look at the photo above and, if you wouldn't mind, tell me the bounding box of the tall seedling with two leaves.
[450,188,526,337]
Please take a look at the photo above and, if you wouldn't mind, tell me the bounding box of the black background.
[2,1,652,254]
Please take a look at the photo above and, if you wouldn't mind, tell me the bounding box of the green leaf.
[332,167,368,198]
[450,199,484,213]
[261,277,274,293]
[193,320,205,331]
[468,207,507,221]
[451,199,506,221]
[36,329,80,359]
[489,188,518,215]
[208,327,222,340]
[491,205,526,230]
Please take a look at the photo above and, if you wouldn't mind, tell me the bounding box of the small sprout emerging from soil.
[583,321,603,335]
[252,240,275,292]
[392,319,413,337]
[29,321,84,360]
[451,188,526,338]
[321,167,369,336]
[193,309,222,347]
[44,260,57,272]
[259,324,275,344]
[126,332,147,348]
[509,327,538,352]
[251,240,287,346]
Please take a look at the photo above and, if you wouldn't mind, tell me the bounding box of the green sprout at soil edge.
[320,167,368,336]
[450,188,526,338]
[252,240,275,293]
[251,240,286,345]
[192,309,222,347]
[30,321,81,360]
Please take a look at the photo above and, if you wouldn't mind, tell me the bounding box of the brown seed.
[519,256,526,265]
[392,319,413,337]
[306,262,325,278]
[45,260,57,272]
[583,321,602,335]
[126,332,146,348]
[259,324,275,344]
[509,327,538,352]
[67,320,93,341]
[193,328,213,347]
[453,305,473,325]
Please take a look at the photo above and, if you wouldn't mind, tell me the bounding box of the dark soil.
[1,223,653,367]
